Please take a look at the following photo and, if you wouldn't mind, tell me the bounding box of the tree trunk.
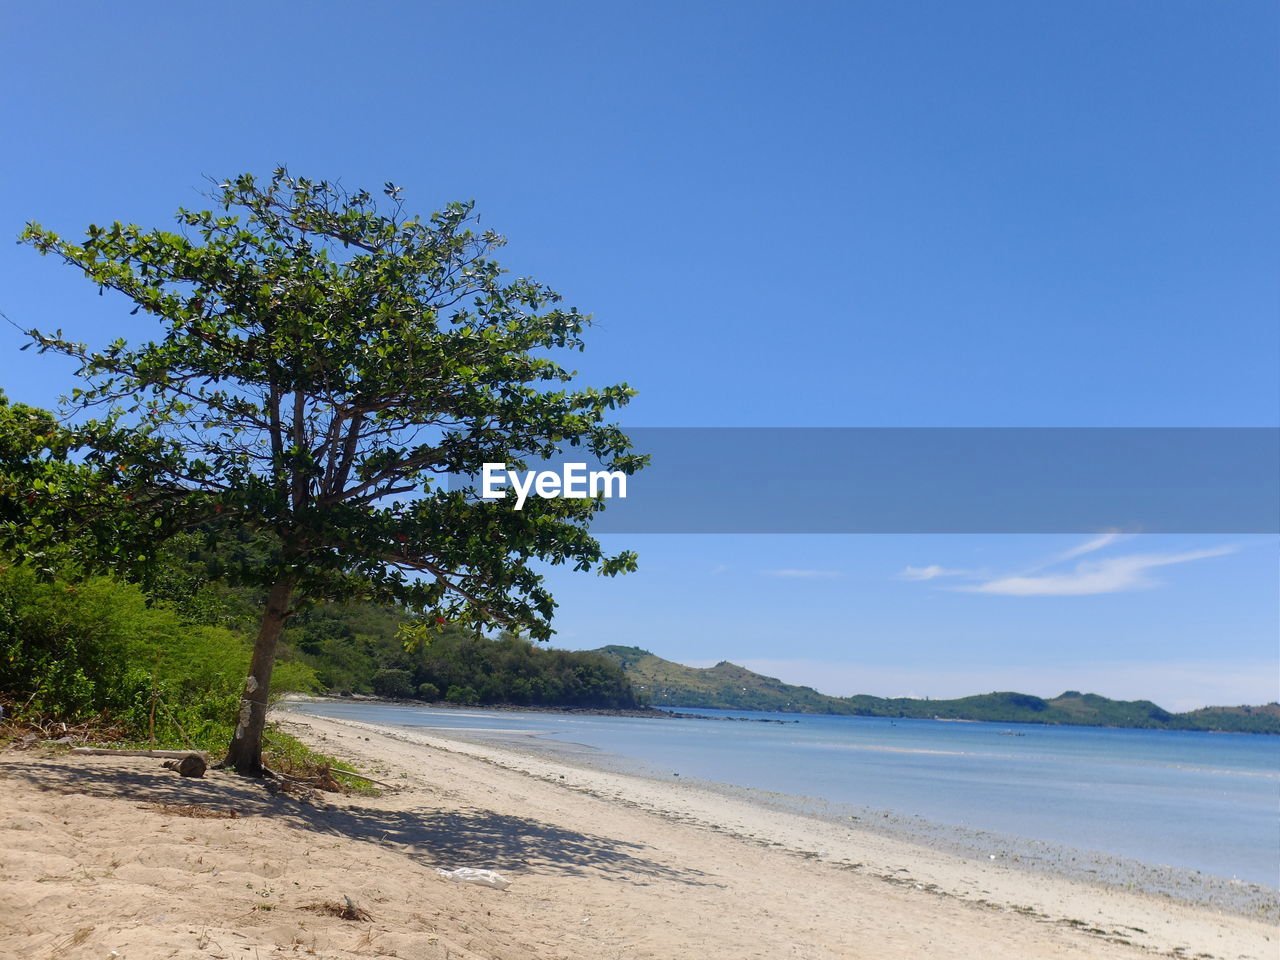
[224,575,297,775]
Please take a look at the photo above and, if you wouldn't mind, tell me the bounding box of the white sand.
[1,711,1274,960]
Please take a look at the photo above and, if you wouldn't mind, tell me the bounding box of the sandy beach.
[2,712,1275,960]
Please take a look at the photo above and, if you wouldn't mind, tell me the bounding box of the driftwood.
[163,754,208,777]
[329,770,397,789]
[72,748,209,759]
[262,765,396,791]
[70,747,391,789]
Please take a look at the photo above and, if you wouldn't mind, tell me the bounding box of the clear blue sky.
[2,2,1276,709]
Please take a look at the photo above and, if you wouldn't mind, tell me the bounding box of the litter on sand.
[436,867,511,889]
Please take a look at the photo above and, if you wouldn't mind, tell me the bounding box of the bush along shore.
[0,530,648,766]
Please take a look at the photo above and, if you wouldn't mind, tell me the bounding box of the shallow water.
[288,700,1280,887]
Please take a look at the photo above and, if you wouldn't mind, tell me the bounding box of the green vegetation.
[847,690,1280,732]
[0,546,642,774]
[1,381,641,760]
[0,526,641,748]
[16,170,642,773]
[593,646,1280,733]
[1175,702,1280,734]
[596,646,849,713]
[0,562,318,753]
[281,599,642,708]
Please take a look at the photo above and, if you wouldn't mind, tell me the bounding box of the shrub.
[0,563,319,748]
[445,684,480,705]
[371,668,413,699]
[416,681,440,701]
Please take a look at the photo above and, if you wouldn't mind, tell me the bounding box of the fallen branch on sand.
[325,769,397,789]
[142,802,239,819]
[70,746,392,790]
[264,766,395,792]
[303,896,372,921]
[72,747,208,759]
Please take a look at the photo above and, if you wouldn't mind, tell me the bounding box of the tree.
[371,668,414,700]
[0,390,146,577]
[0,390,67,537]
[19,170,643,774]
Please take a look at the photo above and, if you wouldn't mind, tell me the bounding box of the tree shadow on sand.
[1,758,717,886]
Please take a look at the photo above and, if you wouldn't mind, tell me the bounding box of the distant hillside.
[594,646,850,713]
[840,690,1280,732]
[1177,701,1280,734]
[591,646,1280,733]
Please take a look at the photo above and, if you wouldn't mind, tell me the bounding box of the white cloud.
[764,568,844,579]
[1046,532,1127,564]
[958,545,1236,596]
[899,564,970,581]
[903,535,1237,597]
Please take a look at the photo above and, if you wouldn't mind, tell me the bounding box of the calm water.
[289,700,1280,886]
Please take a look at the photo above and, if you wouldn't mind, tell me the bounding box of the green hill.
[1176,701,1280,734]
[841,690,1177,727]
[594,645,850,713]
[591,646,1280,733]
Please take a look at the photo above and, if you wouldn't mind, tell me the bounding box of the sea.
[286,700,1280,889]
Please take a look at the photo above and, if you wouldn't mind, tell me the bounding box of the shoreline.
[283,693,1280,734]
[434,720,1278,916]
[283,712,1278,954]
[282,692,673,719]
[3,712,1276,960]
[283,693,799,723]
[287,697,1280,895]
[286,714,1280,919]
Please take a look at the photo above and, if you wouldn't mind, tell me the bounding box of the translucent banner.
[452,428,1279,534]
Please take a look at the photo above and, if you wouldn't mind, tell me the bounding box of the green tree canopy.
[0,389,144,576]
[20,170,643,772]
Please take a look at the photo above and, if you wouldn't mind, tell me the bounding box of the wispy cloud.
[958,545,1236,596]
[899,564,972,581]
[902,535,1237,597]
[1049,532,1127,564]
[765,568,844,579]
